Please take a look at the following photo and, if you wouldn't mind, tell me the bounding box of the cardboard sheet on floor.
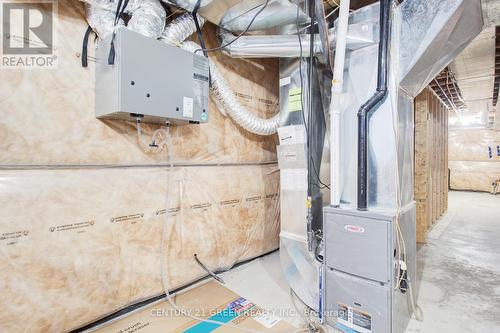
[0,165,280,332]
[94,281,296,333]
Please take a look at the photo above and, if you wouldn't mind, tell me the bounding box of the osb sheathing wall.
[0,1,280,332]
[449,129,500,192]
[414,87,448,243]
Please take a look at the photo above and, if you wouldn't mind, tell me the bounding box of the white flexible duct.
[83,0,166,40]
[161,14,279,135]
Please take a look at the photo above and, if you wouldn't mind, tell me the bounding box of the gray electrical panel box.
[323,205,416,333]
[95,28,209,125]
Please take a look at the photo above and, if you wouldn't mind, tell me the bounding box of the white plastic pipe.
[330,0,350,206]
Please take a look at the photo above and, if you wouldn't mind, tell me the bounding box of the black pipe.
[357,0,391,210]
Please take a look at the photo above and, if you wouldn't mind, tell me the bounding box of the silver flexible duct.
[83,0,166,40]
[85,2,125,39]
[161,14,279,135]
[162,0,213,12]
[127,0,167,38]
[161,11,205,45]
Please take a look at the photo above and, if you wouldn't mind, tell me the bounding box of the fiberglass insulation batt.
[0,1,281,331]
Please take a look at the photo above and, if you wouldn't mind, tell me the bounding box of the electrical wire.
[194,254,225,284]
[295,0,331,191]
[194,0,270,54]
[157,121,309,333]
[290,289,323,333]
[389,66,424,321]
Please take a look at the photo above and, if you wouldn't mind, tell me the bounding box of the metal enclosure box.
[95,28,209,125]
[323,205,416,333]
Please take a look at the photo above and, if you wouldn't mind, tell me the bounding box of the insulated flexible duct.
[161,14,280,135]
[83,0,166,40]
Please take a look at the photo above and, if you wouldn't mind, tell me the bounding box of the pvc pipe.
[330,0,350,206]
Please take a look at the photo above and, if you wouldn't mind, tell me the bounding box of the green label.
[288,87,303,112]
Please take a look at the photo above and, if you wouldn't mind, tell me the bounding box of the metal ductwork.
[335,0,483,210]
[218,20,378,58]
[280,0,483,322]
[399,0,484,97]
[165,0,309,33]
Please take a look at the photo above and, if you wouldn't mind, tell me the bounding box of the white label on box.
[183,97,194,118]
[337,303,372,333]
[279,76,291,87]
[254,313,280,328]
[278,125,306,145]
[281,169,307,191]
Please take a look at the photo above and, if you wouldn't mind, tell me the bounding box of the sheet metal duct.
[336,0,483,210]
[165,0,309,32]
[219,31,322,58]
[399,0,484,97]
[279,0,483,314]
[219,17,378,58]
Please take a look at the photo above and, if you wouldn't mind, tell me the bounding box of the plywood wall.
[0,1,280,332]
[449,128,500,192]
[414,87,448,243]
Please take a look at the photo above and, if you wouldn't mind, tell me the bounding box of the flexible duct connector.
[160,12,205,45]
[185,41,280,135]
[83,0,166,40]
[85,2,125,39]
[163,0,213,12]
[127,0,167,38]
[162,14,279,135]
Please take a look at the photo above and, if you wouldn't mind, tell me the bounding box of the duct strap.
[81,25,94,68]
[192,0,207,57]
[108,0,130,65]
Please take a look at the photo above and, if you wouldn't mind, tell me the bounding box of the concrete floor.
[222,191,500,332]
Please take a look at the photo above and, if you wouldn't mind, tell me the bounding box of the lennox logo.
[1,0,57,68]
[344,225,365,233]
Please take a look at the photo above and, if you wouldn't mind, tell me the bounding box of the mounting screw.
[146,93,151,98]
